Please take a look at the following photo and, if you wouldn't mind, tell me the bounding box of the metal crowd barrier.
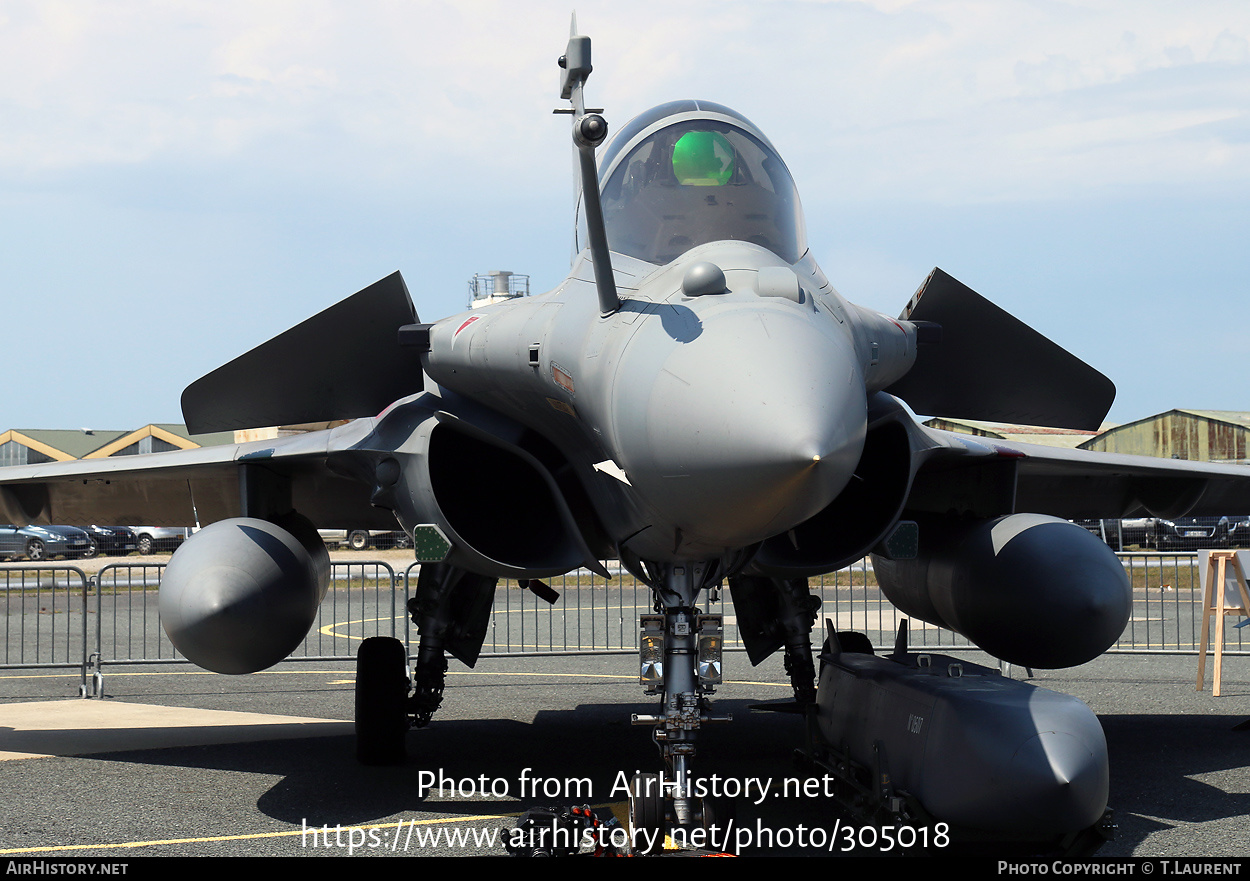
[0,566,91,692]
[1113,552,1242,653]
[0,552,1239,696]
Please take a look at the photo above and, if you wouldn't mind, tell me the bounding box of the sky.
[1,0,1247,432]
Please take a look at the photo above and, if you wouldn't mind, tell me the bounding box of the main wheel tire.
[25,539,45,562]
[355,636,410,765]
[348,530,370,551]
[137,535,154,555]
[629,772,665,855]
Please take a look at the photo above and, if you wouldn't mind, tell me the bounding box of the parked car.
[1226,515,1250,548]
[1078,516,1250,551]
[1117,517,1157,548]
[0,525,93,561]
[127,526,193,555]
[1072,517,1162,551]
[80,525,138,557]
[318,529,412,551]
[1152,516,1233,551]
[1072,519,1124,550]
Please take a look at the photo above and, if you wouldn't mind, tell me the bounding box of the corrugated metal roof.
[1078,410,1250,444]
[1173,410,1250,429]
[151,423,236,446]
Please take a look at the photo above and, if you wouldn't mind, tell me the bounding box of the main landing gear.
[352,556,822,856]
[354,561,497,766]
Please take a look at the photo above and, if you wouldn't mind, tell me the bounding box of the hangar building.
[0,424,233,467]
[1076,410,1250,464]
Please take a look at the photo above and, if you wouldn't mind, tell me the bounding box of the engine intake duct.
[421,420,600,577]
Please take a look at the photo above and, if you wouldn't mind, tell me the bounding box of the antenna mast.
[557,25,620,316]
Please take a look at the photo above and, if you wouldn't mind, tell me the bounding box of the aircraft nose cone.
[617,303,866,551]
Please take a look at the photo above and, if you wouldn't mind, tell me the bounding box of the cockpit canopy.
[581,100,808,266]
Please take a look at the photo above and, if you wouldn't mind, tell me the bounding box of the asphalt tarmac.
[1,648,1248,859]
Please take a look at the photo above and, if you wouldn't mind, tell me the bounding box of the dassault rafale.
[3,29,1248,854]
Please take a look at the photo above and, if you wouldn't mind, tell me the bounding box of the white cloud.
[0,0,1240,433]
[1,0,1247,206]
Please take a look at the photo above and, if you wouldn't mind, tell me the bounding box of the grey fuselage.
[422,240,917,565]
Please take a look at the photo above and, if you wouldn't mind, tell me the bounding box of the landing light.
[697,615,724,687]
[640,615,665,694]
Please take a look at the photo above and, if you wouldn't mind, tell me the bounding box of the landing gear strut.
[626,560,734,852]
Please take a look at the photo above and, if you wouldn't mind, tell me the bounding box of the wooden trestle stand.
[1197,550,1250,696]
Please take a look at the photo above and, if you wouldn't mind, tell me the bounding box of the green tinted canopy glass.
[671,131,735,186]
[597,107,808,265]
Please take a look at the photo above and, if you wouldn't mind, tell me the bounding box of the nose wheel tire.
[629,772,665,854]
[701,795,738,854]
[355,636,411,765]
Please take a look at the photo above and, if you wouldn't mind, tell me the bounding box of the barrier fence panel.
[95,564,176,664]
[0,567,90,677]
[301,562,404,659]
[407,565,655,656]
[1112,552,1240,654]
[810,559,974,655]
[2,552,1246,683]
[90,562,407,667]
[418,561,966,658]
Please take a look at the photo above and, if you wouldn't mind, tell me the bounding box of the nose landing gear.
[626,561,735,853]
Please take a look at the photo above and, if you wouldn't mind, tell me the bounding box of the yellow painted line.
[310,670,788,688]
[0,814,509,855]
[463,641,749,652]
[0,803,675,855]
[317,614,398,639]
[0,668,359,682]
[437,670,787,688]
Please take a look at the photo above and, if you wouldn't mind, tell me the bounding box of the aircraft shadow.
[36,702,1250,856]
[1099,713,1250,855]
[67,696,819,834]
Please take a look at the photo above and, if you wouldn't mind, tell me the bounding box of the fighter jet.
[3,30,1249,853]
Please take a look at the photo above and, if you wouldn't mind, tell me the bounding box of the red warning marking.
[552,364,575,394]
[454,316,481,337]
